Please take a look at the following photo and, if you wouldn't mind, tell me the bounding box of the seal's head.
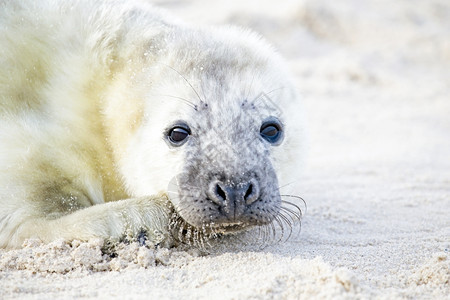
[117,26,304,238]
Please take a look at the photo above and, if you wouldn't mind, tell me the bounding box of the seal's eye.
[260,119,283,145]
[168,125,190,145]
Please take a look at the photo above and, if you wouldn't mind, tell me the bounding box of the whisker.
[280,207,297,225]
[162,64,204,104]
[264,86,286,96]
[281,196,307,214]
[245,72,257,101]
[198,77,208,106]
[272,215,285,243]
[158,94,197,110]
[280,205,302,222]
[276,181,297,191]
[280,194,306,201]
[269,220,277,241]
[280,199,303,238]
[251,86,284,104]
[277,212,293,241]
[262,225,274,249]
[251,91,265,104]
[262,223,269,245]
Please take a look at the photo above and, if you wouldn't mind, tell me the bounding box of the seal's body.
[0,0,303,248]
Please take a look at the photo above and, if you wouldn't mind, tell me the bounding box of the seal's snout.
[207,178,260,220]
[173,167,281,231]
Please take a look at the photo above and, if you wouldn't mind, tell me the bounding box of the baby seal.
[0,0,304,249]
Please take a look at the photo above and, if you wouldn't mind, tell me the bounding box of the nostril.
[208,180,228,205]
[216,184,227,201]
[244,184,253,200]
[244,179,260,205]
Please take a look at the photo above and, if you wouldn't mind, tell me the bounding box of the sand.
[1,0,449,299]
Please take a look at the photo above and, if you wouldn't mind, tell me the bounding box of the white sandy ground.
[1,0,449,298]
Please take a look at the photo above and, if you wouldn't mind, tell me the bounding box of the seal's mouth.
[172,195,279,233]
[169,212,257,244]
[210,221,255,234]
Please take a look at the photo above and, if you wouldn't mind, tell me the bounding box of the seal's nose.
[207,178,260,219]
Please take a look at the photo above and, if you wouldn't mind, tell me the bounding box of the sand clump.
[0,239,192,274]
[408,252,449,291]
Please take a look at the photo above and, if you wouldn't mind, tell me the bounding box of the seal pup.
[0,0,304,249]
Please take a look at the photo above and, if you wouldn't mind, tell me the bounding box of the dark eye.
[260,120,283,145]
[168,126,190,145]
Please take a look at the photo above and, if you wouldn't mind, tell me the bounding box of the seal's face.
[166,97,284,231]
[120,28,302,236]
[159,62,294,234]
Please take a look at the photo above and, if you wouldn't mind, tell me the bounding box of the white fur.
[0,0,303,248]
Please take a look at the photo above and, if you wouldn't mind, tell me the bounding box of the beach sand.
[1,0,449,298]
